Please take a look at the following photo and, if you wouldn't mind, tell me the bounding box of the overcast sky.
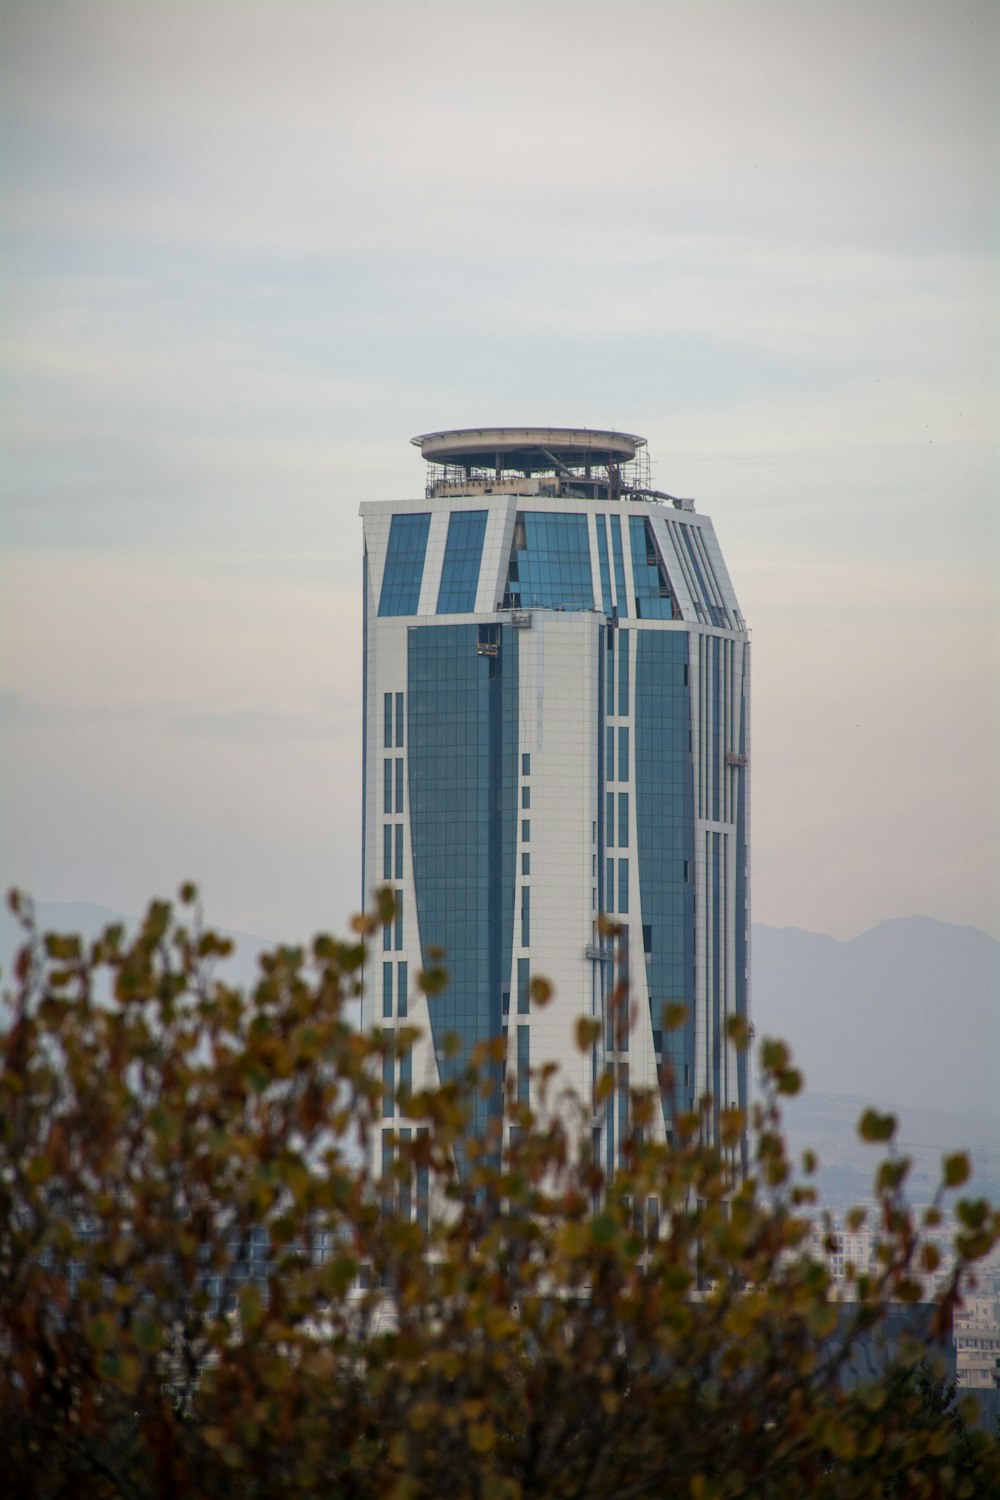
[1,0,997,945]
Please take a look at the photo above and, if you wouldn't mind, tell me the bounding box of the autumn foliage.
[1,887,997,1499]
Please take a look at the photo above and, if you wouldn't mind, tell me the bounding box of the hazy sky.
[1,0,997,944]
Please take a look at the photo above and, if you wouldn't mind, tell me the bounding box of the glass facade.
[629,515,676,620]
[379,513,431,616]
[635,629,696,1118]
[407,623,518,1142]
[595,515,613,614]
[437,510,488,614]
[609,515,628,618]
[504,512,593,611]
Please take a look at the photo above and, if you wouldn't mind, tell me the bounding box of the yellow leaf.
[468,1420,496,1454]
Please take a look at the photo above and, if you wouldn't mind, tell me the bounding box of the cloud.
[5,1,995,259]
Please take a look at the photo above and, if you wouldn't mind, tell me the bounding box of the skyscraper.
[360,427,749,1180]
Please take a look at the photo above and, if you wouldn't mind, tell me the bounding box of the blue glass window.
[619,727,629,780]
[417,1139,429,1230]
[399,1047,412,1095]
[618,792,629,848]
[397,961,408,1017]
[522,785,530,809]
[522,753,531,775]
[382,962,393,1018]
[382,1044,394,1118]
[606,791,615,847]
[504,512,593,611]
[521,887,530,948]
[379,513,430,616]
[394,892,403,951]
[395,693,404,746]
[618,1071,629,1161]
[618,858,629,914]
[437,510,488,613]
[517,957,530,1014]
[635,629,696,1116]
[395,757,404,813]
[606,858,615,912]
[383,759,392,814]
[618,629,630,715]
[522,819,530,842]
[382,826,392,881]
[610,515,628,618]
[394,824,403,880]
[595,515,613,614]
[517,1027,530,1102]
[679,525,711,611]
[384,693,393,748]
[629,515,676,619]
[407,623,519,1155]
[606,726,615,781]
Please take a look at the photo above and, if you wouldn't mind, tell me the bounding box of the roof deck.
[412,426,650,502]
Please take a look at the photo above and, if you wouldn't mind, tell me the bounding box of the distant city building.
[808,1211,1000,1397]
[360,427,750,1185]
[955,1294,1000,1390]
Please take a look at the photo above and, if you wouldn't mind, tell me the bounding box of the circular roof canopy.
[412,426,645,471]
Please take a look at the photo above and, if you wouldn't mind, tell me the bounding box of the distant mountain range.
[3,902,997,1204]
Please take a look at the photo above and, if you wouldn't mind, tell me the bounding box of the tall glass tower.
[361,428,749,1181]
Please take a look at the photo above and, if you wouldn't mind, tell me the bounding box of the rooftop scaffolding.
[412,426,669,503]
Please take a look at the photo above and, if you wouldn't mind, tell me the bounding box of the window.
[606,859,615,912]
[395,692,404,747]
[522,819,530,842]
[437,510,488,613]
[504,511,594,611]
[521,852,530,875]
[382,826,392,881]
[618,629,630,715]
[397,961,408,1017]
[521,752,531,776]
[521,785,530,809]
[606,726,615,781]
[595,514,613,614]
[521,887,530,948]
[618,727,629,780]
[610,515,628,618]
[399,1048,412,1094]
[395,757,404,813]
[416,1134,429,1230]
[394,891,404,950]
[606,791,615,846]
[384,693,393,748]
[383,759,392,814]
[629,515,675,619]
[517,1027,530,1102]
[378,513,431,616]
[382,962,393,1018]
[382,1044,394,1118]
[618,792,629,848]
[517,957,530,1015]
[394,823,403,880]
[618,858,629,914]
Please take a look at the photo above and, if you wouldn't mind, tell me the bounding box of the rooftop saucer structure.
[412,426,692,508]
